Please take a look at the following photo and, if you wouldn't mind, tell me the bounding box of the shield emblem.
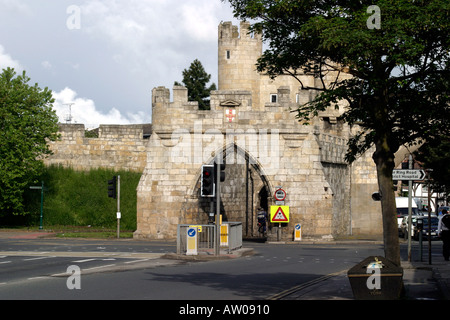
[225,109,236,122]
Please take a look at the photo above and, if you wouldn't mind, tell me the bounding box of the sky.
[0,0,239,128]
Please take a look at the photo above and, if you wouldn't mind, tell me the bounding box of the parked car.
[399,215,439,240]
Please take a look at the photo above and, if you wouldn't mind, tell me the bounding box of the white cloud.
[52,87,148,129]
[0,0,31,15]
[0,45,24,71]
[0,40,149,129]
[180,2,222,41]
[0,0,238,125]
[78,0,226,74]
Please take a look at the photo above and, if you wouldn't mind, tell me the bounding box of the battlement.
[151,84,344,130]
[44,123,151,172]
[218,21,261,41]
[151,85,299,127]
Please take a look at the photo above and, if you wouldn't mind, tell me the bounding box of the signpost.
[273,188,289,241]
[395,163,433,264]
[274,188,286,201]
[270,206,290,223]
[394,156,426,262]
[270,205,290,242]
[392,169,426,181]
[274,188,286,206]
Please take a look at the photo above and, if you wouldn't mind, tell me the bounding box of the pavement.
[0,230,448,300]
[283,259,449,300]
[269,245,450,300]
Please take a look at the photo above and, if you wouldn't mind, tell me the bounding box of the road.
[0,236,442,302]
[0,237,388,301]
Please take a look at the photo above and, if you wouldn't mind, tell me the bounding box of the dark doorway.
[259,187,269,213]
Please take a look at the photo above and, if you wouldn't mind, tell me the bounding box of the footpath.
[0,230,448,300]
[284,259,449,300]
[269,240,450,300]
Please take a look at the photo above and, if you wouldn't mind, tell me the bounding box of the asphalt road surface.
[0,238,387,300]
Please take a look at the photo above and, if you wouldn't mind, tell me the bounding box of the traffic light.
[108,176,117,199]
[201,165,215,197]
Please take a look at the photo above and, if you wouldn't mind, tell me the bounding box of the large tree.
[0,68,60,218]
[225,0,449,265]
[175,59,217,110]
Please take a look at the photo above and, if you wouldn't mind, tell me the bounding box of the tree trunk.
[373,137,401,266]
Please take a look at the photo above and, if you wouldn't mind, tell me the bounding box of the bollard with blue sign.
[186,227,198,255]
[294,223,302,241]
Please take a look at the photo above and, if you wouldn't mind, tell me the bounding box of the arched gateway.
[43,21,416,241]
[133,21,384,241]
[133,82,380,241]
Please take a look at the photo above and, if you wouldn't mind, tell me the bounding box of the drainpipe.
[246,157,249,236]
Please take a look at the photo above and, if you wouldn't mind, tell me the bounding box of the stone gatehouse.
[46,21,387,241]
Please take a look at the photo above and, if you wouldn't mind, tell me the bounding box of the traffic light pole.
[117,175,121,239]
[30,181,44,230]
[215,160,221,256]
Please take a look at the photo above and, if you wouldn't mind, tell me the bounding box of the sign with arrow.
[392,169,426,181]
[186,227,198,256]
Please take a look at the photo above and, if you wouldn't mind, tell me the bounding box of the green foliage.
[0,68,60,217]
[175,59,217,110]
[225,0,449,265]
[415,138,450,200]
[226,0,449,161]
[20,166,141,230]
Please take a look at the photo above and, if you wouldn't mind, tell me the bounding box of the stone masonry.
[46,21,389,241]
[133,22,384,241]
[45,123,150,172]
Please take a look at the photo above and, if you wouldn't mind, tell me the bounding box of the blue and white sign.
[187,228,197,237]
[186,227,198,255]
[294,223,302,241]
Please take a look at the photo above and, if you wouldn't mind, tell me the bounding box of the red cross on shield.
[225,109,236,122]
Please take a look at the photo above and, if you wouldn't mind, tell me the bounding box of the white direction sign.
[392,169,426,181]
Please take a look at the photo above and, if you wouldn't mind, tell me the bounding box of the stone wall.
[42,21,386,242]
[350,145,383,236]
[134,86,343,241]
[44,123,150,172]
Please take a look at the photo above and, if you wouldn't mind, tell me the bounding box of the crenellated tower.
[218,21,263,109]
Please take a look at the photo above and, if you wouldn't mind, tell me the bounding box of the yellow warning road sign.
[270,206,290,223]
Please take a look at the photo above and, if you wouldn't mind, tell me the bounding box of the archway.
[196,143,272,238]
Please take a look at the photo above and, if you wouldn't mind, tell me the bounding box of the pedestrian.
[438,209,450,261]
[257,207,267,235]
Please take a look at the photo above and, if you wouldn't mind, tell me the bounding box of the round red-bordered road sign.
[274,189,286,201]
